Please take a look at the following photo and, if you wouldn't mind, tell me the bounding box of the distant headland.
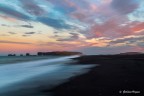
[8,51,83,56]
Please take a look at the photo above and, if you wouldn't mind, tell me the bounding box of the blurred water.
[0,55,97,96]
[0,56,59,64]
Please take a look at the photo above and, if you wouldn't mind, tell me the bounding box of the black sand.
[49,54,144,96]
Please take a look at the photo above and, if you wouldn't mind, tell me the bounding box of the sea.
[0,55,96,96]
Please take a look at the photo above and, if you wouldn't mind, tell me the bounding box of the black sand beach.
[49,54,144,96]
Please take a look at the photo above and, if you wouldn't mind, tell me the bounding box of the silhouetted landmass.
[8,54,16,56]
[37,51,82,56]
[26,53,30,56]
[20,54,23,56]
[7,51,82,56]
[119,52,143,55]
[50,53,144,96]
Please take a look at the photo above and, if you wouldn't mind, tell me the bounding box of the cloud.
[20,0,45,16]
[20,24,34,28]
[89,18,133,38]
[24,32,36,34]
[0,40,32,45]
[111,0,139,14]
[0,34,9,36]
[1,24,34,28]
[137,42,144,47]
[8,32,17,35]
[132,22,144,32]
[0,14,17,22]
[1,24,10,27]
[57,33,79,41]
[0,0,144,54]
[47,0,77,14]
[0,4,31,20]
[22,35,30,37]
[22,32,36,37]
[37,17,71,29]
[110,35,144,46]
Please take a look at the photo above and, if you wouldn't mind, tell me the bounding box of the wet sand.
[50,55,144,96]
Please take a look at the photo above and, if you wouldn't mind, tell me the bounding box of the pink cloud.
[132,22,144,33]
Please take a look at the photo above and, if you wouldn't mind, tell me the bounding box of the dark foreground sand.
[48,55,144,96]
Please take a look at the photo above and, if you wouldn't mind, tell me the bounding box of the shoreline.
[0,56,64,65]
[49,55,144,96]
[0,55,95,96]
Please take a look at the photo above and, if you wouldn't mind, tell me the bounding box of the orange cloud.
[132,22,144,33]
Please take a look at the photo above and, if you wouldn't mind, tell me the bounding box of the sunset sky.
[0,0,144,55]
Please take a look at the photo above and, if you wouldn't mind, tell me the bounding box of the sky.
[0,0,144,55]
